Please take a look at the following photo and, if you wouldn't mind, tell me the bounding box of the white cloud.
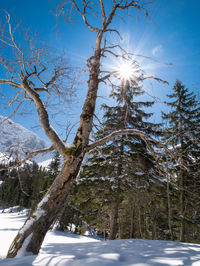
[152,45,163,56]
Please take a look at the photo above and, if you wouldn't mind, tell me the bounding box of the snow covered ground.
[1,209,200,265]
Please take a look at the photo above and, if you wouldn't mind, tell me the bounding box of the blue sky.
[0,0,200,143]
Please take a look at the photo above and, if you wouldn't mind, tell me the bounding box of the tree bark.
[151,218,157,240]
[109,200,119,240]
[180,170,185,242]
[167,174,174,241]
[130,206,135,238]
[179,100,185,242]
[5,1,151,257]
[7,154,84,257]
[7,30,103,258]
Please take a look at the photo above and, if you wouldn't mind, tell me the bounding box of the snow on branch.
[86,129,161,151]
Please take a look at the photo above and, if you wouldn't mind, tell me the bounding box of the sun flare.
[114,59,139,84]
[118,61,134,80]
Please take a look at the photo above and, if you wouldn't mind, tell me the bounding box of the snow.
[38,195,50,208]
[38,159,52,169]
[0,151,13,165]
[16,233,33,258]
[65,142,75,149]
[19,197,49,236]
[1,210,200,265]
[135,172,144,176]
[0,116,51,163]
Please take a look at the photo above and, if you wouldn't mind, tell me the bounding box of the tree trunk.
[179,96,186,242]
[7,31,103,258]
[3,1,151,258]
[103,228,106,240]
[130,206,135,238]
[118,218,121,239]
[180,171,185,242]
[151,218,156,240]
[138,206,143,238]
[166,174,174,241]
[7,156,83,257]
[109,200,119,240]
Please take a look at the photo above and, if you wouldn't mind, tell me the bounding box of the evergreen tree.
[72,80,163,240]
[43,151,61,189]
[0,152,62,211]
[162,80,200,242]
[0,162,48,209]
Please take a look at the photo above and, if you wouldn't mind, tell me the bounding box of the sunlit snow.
[0,208,200,265]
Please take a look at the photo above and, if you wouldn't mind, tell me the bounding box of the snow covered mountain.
[0,151,13,165]
[0,116,51,163]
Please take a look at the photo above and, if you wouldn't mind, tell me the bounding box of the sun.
[118,61,134,80]
[114,59,139,84]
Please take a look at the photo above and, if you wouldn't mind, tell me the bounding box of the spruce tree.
[0,162,48,210]
[72,80,163,240]
[43,151,61,189]
[162,80,200,242]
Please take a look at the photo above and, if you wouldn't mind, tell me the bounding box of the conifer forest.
[1,79,200,245]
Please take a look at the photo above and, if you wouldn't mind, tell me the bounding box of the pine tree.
[43,151,61,190]
[0,162,48,210]
[162,80,200,242]
[72,80,163,240]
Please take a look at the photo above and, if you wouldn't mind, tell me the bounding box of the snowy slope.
[0,210,200,265]
[0,151,13,165]
[0,116,51,163]
[38,158,53,169]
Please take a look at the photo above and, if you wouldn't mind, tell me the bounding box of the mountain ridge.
[0,115,51,163]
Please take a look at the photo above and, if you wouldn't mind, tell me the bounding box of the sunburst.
[112,58,140,84]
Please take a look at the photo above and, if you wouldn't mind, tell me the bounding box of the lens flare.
[118,61,134,81]
[115,59,139,84]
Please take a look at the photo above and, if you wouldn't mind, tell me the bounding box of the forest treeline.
[0,80,200,243]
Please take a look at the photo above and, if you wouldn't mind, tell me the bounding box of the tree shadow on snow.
[38,238,200,266]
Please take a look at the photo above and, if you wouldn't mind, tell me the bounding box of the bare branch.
[117,1,149,18]
[3,10,28,75]
[33,87,49,93]
[86,129,161,151]
[105,28,122,39]
[0,79,21,88]
[2,98,25,123]
[16,169,30,197]
[0,57,14,80]
[8,89,23,106]
[70,67,88,93]
[142,75,169,85]
[103,1,118,30]
[0,146,54,172]
[23,146,54,163]
[132,53,173,66]
[58,1,100,32]
[98,71,116,83]
[99,0,106,25]
[21,79,66,157]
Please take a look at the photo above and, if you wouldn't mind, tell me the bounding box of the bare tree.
[0,1,166,258]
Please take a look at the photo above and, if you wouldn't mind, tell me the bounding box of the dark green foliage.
[44,151,61,188]
[162,80,200,242]
[71,81,164,239]
[1,80,199,244]
[0,152,61,210]
[0,162,48,209]
[57,203,84,233]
